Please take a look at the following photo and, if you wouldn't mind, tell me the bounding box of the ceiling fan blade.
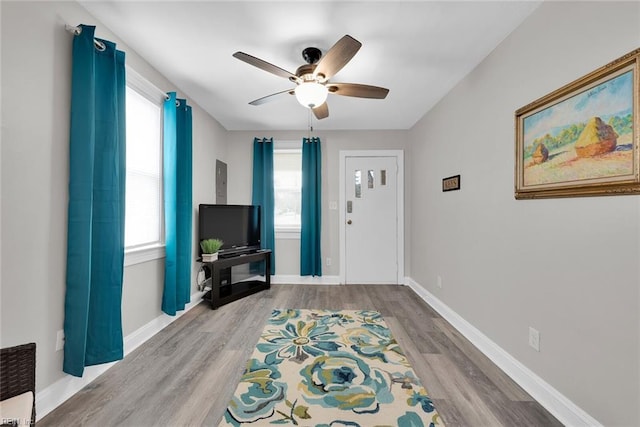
[313,35,362,80]
[233,51,298,81]
[328,83,389,99]
[249,88,295,106]
[312,102,329,120]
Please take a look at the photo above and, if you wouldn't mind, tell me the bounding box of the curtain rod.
[65,25,178,104]
[65,24,106,51]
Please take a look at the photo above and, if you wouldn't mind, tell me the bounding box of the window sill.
[275,229,301,240]
[124,244,166,266]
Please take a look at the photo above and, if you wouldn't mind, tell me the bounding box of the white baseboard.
[404,278,602,427]
[271,274,340,285]
[35,290,206,421]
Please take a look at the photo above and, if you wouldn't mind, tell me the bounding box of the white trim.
[274,140,302,150]
[124,244,165,266]
[275,229,301,240]
[271,275,340,285]
[35,290,205,421]
[125,65,166,105]
[339,150,404,285]
[404,278,603,427]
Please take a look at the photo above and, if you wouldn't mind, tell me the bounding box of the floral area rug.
[219,309,443,427]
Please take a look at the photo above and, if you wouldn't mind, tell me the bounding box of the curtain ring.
[65,24,81,35]
[66,25,106,52]
[94,40,106,52]
[163,95,180,107]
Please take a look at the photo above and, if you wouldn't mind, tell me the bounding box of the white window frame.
[124,67,166,266]
[274,140,302,239]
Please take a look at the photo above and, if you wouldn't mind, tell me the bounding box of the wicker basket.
[0,343,36,425]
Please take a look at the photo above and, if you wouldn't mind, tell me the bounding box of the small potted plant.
[200,238,223,262]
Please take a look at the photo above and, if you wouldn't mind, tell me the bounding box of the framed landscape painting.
[515,48,640,199]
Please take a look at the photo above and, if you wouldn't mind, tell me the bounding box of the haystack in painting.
[532,143,549,164]
[574,117,618,158]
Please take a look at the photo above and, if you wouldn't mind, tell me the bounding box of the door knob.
[347,220,352,225]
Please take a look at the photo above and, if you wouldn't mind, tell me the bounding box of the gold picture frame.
[515,48,640,199]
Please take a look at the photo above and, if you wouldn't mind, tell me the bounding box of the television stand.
[201,249,271,309]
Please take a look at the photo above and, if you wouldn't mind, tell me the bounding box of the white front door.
[341,153,402,284]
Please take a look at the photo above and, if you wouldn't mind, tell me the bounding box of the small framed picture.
[442,175,461,192]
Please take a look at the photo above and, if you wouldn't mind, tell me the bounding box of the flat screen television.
[198,204,261,258]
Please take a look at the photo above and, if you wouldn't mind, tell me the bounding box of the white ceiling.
[79,1,542,131]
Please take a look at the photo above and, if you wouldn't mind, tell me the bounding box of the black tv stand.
[201,249,271,309]
[218,247,260,259]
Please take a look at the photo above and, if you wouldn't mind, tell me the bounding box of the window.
[274,142,302,236]
[124,68,165,265]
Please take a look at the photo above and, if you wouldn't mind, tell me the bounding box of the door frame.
[339,150,404,285]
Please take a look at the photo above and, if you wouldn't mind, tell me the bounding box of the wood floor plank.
[166,350,243,427]
[508,401,565,427]
[391,314,444,354]
[428,318,520,406]
[38,284,561,427]
[383,316,448,399]
[425,353,505,426]
[433,317,533,402]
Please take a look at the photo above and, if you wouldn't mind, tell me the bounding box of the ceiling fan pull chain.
[308,108,316,138]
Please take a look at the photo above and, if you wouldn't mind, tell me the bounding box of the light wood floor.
[38,285,562,426]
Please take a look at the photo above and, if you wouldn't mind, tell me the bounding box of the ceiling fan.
[233,35,389,120]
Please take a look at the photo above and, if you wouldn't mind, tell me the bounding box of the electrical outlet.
[528,327,540,352]
[329,201,338,210]
[436,275,442,289]
[326,257,332,266]
[56,330,65,352]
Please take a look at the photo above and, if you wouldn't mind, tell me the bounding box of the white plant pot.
[202,253,218,262]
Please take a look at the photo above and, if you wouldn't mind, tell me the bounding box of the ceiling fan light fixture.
[295,82,328,108]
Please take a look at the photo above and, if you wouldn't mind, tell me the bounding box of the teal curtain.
[64,25,126,377]
[252,137,276,273]
[300,137,322,276]
[162,94,193,316]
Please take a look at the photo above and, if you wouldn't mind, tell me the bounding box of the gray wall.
[407,2,640,426]
[225,130,409,276]
[0,0,227,391]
